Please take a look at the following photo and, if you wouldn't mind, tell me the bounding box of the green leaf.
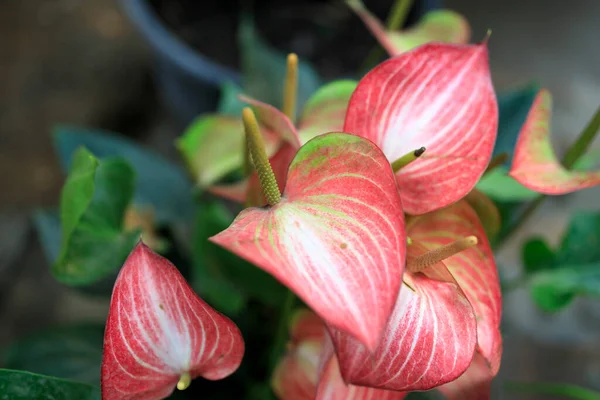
[530,264,600,312]
[522,237,556,274]
[493,83,540,163]
[238,18,321,114]
[192,202,287,313]
[218,81,246,116]
[476,166,539,201]
[53,126,193,224]
[53,148,140,285]
[0,369,100,400]
[3,325,104,386]
[555,212,600,265]
[520,211,600,312]
[505,381,600,400]
[176,115,245,189]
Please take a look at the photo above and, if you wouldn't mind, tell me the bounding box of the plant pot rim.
[119,0,240,85]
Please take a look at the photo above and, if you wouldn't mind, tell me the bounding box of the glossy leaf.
[239,18,321,116]
[509,90,600,194]
[54,126,193,223]
[191,201,287,314]
[494,84,539,162]
[522,237,555,275]
[408,201,502,376]
[331,262,477,391]
[0,369,100,400]
[102,242,244,400]
[344,43,498,215]
[298,80,357,144]
[476,166,539,202]
[464,189,501,240]
[53,148,140,285]
[211,133,406,350]
[348,0,470,56]
[3,324,104,386]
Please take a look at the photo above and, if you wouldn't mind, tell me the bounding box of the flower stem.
[496,106,600,248]
[386,0,415,30]
[562,105,600,169]
[242,107,281,206]
[283,53,298,124]
[360,0,414,74]
[268,290,296,373]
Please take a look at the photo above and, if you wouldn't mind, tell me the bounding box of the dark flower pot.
[120,0,442,127]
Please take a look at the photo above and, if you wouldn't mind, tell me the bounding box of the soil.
[149,0,425,79]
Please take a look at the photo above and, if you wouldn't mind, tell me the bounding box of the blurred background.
[1,0,600,398]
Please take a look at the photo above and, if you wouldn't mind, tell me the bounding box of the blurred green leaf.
[493,84,539,163]
[505,381,600,399]
[522,237,556,274]
[238,18,321,114]
[192,202,287,314]
[218,81,246,117]
[530,263,600,312]
[555,212,600,265]
[520,211,600,311]
[476,166,539,201]
[0,369,100,400]
[53,147,139,286]
[3,325,104,386]
[53,126,193,224]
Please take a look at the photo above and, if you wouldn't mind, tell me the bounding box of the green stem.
[496,106,600,249]
[386,0,415,30]
[562,106,600,169]
[359,0,414,74]
[268,290,296,373]
[505,381,600,400]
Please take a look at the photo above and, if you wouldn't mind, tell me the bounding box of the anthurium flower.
[509,89,600,194]
[347,0,470,56]
[209,79,358,206]
[101,241,244,400]
[272,309,406,400]
[344,42,498,215]
[211,130,406,350]
[330,200,501,396]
